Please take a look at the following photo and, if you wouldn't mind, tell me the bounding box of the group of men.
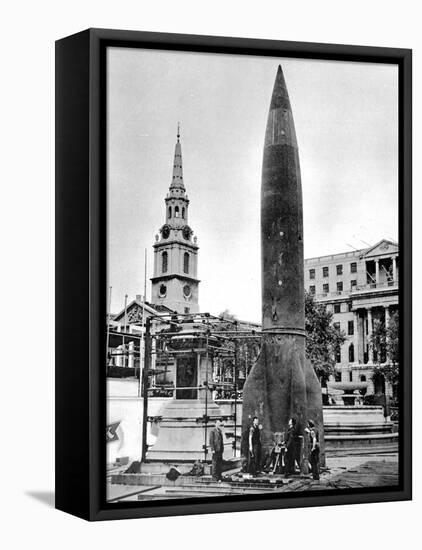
[209,416,320,482]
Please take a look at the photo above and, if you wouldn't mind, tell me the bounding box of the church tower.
[151,126,200,313]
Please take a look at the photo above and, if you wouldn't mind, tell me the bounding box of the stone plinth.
[147,399,224,462]
[323,406,398,455]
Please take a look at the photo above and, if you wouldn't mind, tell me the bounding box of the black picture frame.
[55,28,412,521]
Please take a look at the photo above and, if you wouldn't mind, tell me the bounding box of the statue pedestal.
[147,399,223,462]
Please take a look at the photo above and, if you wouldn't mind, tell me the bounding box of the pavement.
[107,452,399,502]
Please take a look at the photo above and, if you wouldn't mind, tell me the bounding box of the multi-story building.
[304,239,398,395]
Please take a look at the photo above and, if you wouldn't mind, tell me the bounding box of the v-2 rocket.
[242,66,324,460]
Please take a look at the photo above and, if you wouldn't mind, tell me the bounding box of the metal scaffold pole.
[141,317,151,463]
[203,314,210,462]
[106,286,112,371]
[233,321,238,457]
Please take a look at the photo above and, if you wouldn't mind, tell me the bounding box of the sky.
[107,48,398,323]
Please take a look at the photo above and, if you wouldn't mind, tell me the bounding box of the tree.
[369,311,399,394]
[305,292,346,385]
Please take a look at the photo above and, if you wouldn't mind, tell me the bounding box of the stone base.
[147,398,225,461]
[324,406,398,455]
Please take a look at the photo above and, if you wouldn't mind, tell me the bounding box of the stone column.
[384,306,390,364]
[392,256,397,283]
[367,308,373,363]
[128,341,134,369]
[385,305,390,327]
[353,310,359,364]
[357,311,365,364]
[375,259,380,285]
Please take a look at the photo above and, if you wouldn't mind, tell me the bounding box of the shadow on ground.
[26,491,55,508]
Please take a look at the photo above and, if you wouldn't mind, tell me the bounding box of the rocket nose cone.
[270,65,291,111]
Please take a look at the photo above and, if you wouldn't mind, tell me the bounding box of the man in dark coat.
[209,419,224,481]
[284,417,299,477]
[306,420,320,480]
[248,416,262,476]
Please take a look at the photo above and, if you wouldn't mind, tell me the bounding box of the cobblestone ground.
[107,453,399,501]
[281,453,399,492]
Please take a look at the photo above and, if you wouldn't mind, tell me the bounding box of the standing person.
[284,417,298,477]
[209,419,224,481]
[248,416,262,476]
[306,420,320,480]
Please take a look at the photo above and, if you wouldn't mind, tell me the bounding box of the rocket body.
[242,67,324,459]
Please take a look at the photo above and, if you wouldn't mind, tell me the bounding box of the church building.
[150,127,200,314]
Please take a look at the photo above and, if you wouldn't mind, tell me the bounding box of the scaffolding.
[106,310,261,464]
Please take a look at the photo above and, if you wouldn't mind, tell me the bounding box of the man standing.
[248,416,262,476]
[209,419,224,482]
[284,417,298,477]
[306,420,320,480]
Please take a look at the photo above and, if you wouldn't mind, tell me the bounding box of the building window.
[336,264,343,275]
[323,283,329,294]
[337,281,343,292]
[350,262,357,273]
[351,279,357,289]
[335,346,341,364]
[360,375,366,382]
[168,206,172,218]
[184,307,190,314]
[183,252,190,274]
[348,302,353,312]
[349,371,353,382]
[162,251,168,273]
[182,207,185,219]
[348,320,354,335]
[323,266,329,277]
[309,285,315,295]
[334,371,341,382]
[309,268,315,279]
[349,344,355,362]
[175,206,180,217]
[334,304,341,313]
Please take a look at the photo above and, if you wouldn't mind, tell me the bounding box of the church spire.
[171,123,185,190]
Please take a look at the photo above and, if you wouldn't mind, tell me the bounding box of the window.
[309,268,315,279]
[334,371,341,382]
[162,251,168,273]
[309,285,315,295]
[337,281,343,292]
[323,266,329,277]
[175,206,180,217]
[360,375,366,382]
[183,252,190,274]
[351,279,357,289]
[168,206,172,218]
[182,207,185,219]
[350,262,357,273]
[349,371,353,382]
[336,264,343,275]
[349,344,355,362]
[335,347,341,363]
[334,304,341,313]
[348,320,354,335]
[184,307,190,314]
[348,302,353,312]
[323,283,329,293]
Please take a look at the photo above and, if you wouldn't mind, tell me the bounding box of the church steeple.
[150,126,200,314]
[171,123,185,190]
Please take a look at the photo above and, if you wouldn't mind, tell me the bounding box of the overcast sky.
[107,47,398,323]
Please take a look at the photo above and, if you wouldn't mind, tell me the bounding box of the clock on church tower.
[150,127,200,314]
